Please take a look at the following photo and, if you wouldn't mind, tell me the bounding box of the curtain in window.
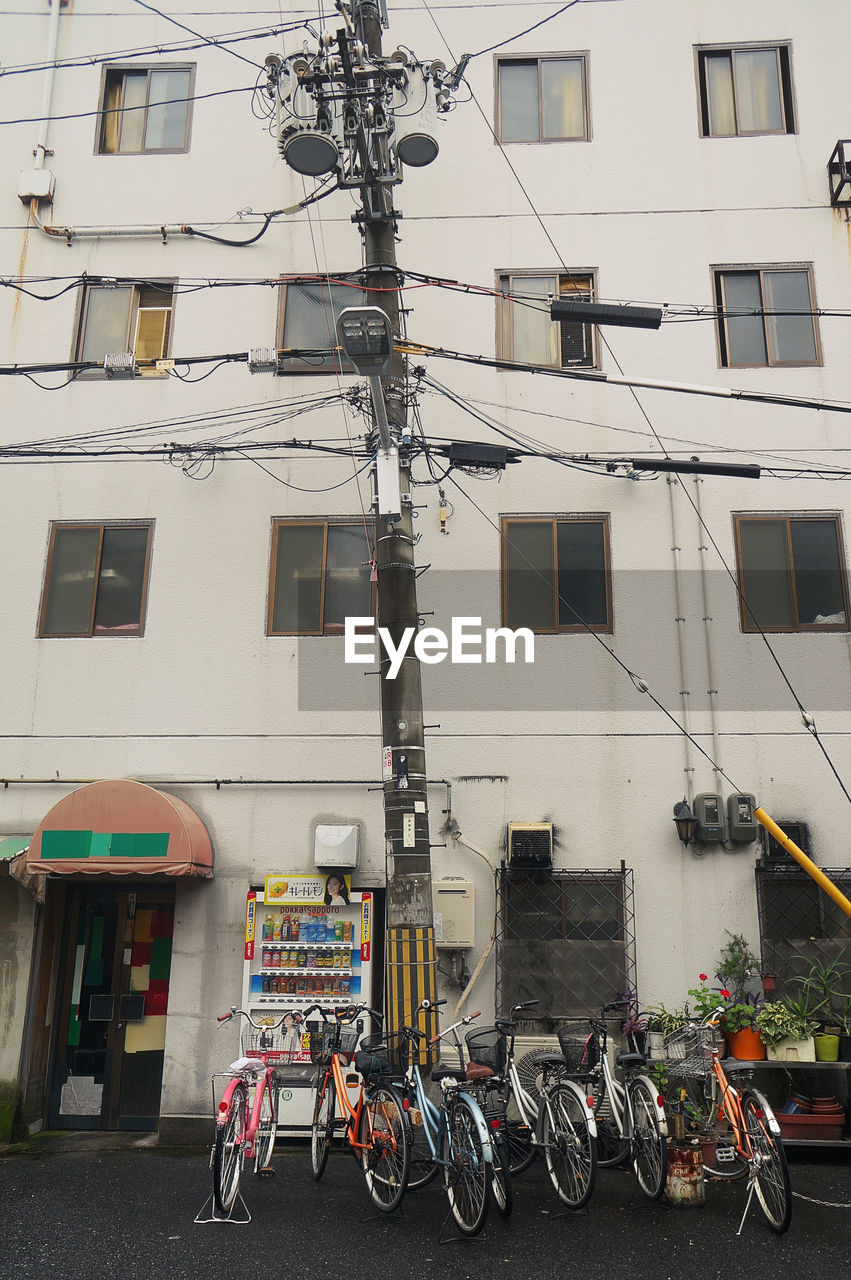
[705,54,736,136]
[498,62,539,142]
[541,60,584,139]
[735,49,783,133]
[144,69,191,150]
[763,271,816,363]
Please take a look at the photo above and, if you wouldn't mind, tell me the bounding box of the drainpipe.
[34,0,62,170]
[667,477,695,810]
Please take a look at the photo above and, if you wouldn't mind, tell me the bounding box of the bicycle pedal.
[715,1144,736,1163]
[256,1166,276,1178]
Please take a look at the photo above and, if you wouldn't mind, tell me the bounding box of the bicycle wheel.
[406,1094,441,1190]
[629,1077,667,1200]
[311,1074,336,1181]
[742,1090,792,1234]
[358,1084,411,1213]
[505,1086,537,1175]
[253,1077,278,1174]
[442,1096,491,1237]
[541,1081,597,1210]
[212,1082,246,1216]
[490,1124,513,1218]
[592,1079,629,1167]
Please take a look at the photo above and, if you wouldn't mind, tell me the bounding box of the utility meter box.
[694,793,724,843]
[432,879,475,949]
[314,824,359,868]
[728,794,758,844]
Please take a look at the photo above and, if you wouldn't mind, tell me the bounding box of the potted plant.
[686,975,727,1055]
[716,931,761,1004]
[789,954,850,1061]
[720,996,766,1060]
[645,1005,689,1058]
[837,997,851,1063]
[755,1000,818,1061]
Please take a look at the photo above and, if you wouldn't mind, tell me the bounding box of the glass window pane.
[79,288,133,361]
[93,528,149,632]
[734,49,783,133]
[763,271,816,364]
[324,526,372,628]
[144,70,190,150]
[499,61,540,142]
[272,525,324,631]
[505,522,555,630]
[43,528,100,635]
[557,522,607,627]
[280,283,363,372]
[738,520,795,629]
[705,54,736,136]
[790,520,846,625]
[117,72,147,153]
[541,59,584,139]
[134,308,170,360]
[510,276,558,366]
[721,273,767,366]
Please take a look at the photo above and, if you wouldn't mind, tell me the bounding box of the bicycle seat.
[431,1065,467,1083]
[615,1051,647,1068]
[533,1052,570,1071]
[465,1061,495,1081]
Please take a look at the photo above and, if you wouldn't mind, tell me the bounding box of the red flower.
[699,973,708,982]
[720,989,731,999]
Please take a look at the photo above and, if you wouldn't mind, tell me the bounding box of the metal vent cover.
[762,821,810,863]
[507,822,553,868]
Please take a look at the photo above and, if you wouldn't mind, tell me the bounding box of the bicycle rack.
[193,1190,252,1226]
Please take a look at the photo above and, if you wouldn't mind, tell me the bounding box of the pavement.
[0,1133,848,1280]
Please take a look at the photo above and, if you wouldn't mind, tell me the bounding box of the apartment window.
[756,866,851,1002]
[734,515,849,632]
[269,520,374,634]
[714,267,819,368]
[498,271,597,369]
[497,55,589,142]
[75,282,175,374]
[39,523,153,637]
[98,65,194,154]
[503,516,612,633]
[697,44,795,137]
[277,279,369,373]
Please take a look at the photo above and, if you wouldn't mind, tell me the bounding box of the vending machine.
[241,871,375,1132]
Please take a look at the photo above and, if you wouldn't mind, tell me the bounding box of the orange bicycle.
[665,1013,791,1234]
[308,1003,411,1213]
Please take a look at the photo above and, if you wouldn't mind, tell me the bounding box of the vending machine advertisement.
[240,872,375,1130]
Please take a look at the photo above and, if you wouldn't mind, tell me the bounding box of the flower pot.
[648,1030,665,1057]
[814,1033,840,1062]
[726,1028,766,1060]
[766,1036,815,1062]
[777,1112,844,1142]
[838,1034,851,1062]
[761,975,776,995]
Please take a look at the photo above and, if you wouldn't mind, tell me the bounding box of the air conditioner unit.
[762,821,810,864]
[507,822,553,868]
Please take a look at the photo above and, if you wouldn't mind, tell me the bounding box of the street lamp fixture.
[673,799,698,848]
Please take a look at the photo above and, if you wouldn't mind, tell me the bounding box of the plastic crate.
[465,1026,506,1074]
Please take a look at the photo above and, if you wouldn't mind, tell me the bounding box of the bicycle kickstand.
[735,1174,759,1237]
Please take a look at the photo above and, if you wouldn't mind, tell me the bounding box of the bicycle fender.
[457,1091,494,1161]
[748,1086,782,1137]
[635,1074,669,1136]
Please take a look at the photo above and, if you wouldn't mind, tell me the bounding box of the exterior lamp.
[673,799,698,847]
[828,140,851,207]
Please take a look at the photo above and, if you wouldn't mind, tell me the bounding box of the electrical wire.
[129,0,265,70]
[0,84,255,128]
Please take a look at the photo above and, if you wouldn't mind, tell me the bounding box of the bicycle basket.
[556,1027,599,1073]
[308,1023,361,1066]
[665,1024,716,1078]
[241,1025,298,1062]
[361,1030,408,1073]
[465,1026,506,1074]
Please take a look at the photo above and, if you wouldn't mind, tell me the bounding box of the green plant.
[643,1004,689,1037]
[720,998,762,1033]
[648,1061,668,1094]
[716,932,761,1004]
[788,953,851,1027]
[755,1000,818,1048]
[687,974,727,1023]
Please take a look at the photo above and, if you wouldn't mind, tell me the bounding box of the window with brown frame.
[498,271,597,369]
[277,279,369,373]
[734,514,849,632]
[39,523,153,637]
[696,44,795,137]
[74,281,175,375]
[713,266,819,368]
[496,55,589,143]
[502,516,612,633]
[98,65,194,154]
[268,520,374,635]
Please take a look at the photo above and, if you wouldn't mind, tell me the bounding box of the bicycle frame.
[312,1007,407,1164]
[588,1020,667,1144]
[401,1007,493,1169]
[214,1058,275,1160]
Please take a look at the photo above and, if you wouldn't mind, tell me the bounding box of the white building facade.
[2,0,850,1141]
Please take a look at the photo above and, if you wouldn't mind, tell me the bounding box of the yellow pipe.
[755,807,851,919]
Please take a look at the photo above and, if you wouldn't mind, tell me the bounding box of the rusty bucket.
[666,1142,706,1207]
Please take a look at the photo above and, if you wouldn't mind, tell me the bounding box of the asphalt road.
[0,1138,848,1280]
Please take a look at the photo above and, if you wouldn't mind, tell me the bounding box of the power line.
[128,0,264,69]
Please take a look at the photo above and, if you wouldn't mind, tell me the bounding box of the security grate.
[496,865,636,1031]
[755,865,851,1000]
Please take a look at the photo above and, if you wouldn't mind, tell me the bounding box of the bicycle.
[562,1000,668,1200]
[394,999,496,1236]
[209,1006,297,1218]
[308,1003,411,1213]
[466,999,598,1210]
[664,1012,792,1234]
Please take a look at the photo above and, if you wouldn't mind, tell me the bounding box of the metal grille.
[755,865,851,999]
[496,865,636,1031]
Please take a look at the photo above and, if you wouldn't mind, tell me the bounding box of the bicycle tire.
[490,1124,513,1218]
[592,1079,629,1167]
[406,1095,441,1190]
[358,1084,411,1213]
[212,1082,246,1215]
[442,1096,491,1237]
[505,1089,537,1175]
[541,1081,597,1210]
[253,1076,278,1174]
[311,1074,336,1181]
[629,1076,667,1200]
[741,1090,792,1234]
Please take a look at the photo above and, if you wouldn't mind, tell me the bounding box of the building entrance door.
[50,884,175,1130]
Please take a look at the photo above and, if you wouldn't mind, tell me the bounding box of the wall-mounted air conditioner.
[762,820,810,864]
[507,822,553,868]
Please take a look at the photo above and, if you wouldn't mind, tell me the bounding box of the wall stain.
[10,204,33,351]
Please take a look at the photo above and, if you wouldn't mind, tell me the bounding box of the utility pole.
[266,1,468,1039]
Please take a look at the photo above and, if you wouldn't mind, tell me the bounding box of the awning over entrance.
[1,834,45,902]
[25,780,214,879]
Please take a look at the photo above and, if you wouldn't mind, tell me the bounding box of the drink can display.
[262,948,271,968]
[343,921,353,943]
[333,949,342,969]
[334,920,344,942]
[272,914,282,941]
[291,914,299,941]
[262,976,271,994]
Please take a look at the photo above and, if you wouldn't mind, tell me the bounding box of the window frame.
[267,518,376,636]
[501,514,613,635]
[72,280,176,378]
[38,520,154,638]
[695,42,796,138]
[277,278,369,375]
[495,52,591,144]
[96,63,195,156]
[496,269,599,370]
[733,512,850,634]
[712,264,821,369]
